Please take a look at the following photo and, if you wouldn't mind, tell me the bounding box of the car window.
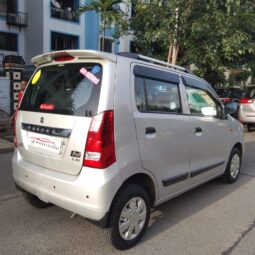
[186,87,219,117]
[135,76,181,113]
[20,63,102,117]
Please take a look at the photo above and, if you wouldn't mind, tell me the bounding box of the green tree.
[79,0,127,51]
[127,0,255,86]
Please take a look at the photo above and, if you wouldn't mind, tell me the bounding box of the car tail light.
[240,98,254,104]
[83,110,116,169]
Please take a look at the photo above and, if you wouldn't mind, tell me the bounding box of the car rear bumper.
[12,150,122,223]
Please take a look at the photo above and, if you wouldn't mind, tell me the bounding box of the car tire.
[24,192,52,208]
[223,147,241,183]
[107,184,151,250]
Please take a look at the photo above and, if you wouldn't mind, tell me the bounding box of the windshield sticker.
[80,67,100,85]
[40,104,55,110]
[32,70,42,85]
[91,65,101,74]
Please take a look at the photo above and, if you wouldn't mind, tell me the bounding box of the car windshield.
[20,63,103,117]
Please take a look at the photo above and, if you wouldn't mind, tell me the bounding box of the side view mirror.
[224,102,238,115]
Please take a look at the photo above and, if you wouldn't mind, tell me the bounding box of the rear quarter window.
[20,63,102,117]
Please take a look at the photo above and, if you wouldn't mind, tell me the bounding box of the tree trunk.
[167,44,173,63]
[171,44,179,65]
[167,43,179,65]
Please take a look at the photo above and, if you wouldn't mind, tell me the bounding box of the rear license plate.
[27,132,62,154]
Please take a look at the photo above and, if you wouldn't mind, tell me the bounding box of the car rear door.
[132,65,191,199]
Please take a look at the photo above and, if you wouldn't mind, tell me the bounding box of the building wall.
[0,0,131,66]
[84,10,99,50]
[24,0,44,64]
[42,0,85,54]
[0,0,26,59]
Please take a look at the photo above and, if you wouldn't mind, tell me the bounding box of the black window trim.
[133,65,180,84]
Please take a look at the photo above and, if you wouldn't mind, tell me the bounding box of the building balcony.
[6,12,28,27]
[51,7,78,23]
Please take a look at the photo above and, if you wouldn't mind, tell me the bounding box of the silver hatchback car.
[13,50,244,250]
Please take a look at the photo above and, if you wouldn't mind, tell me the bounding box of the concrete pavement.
[0,129,14,152]
[0,138,13,152]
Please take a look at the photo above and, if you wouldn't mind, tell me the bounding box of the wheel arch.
[105,173,157,228]
[232,142,243,159]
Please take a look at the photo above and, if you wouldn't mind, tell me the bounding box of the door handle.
[195,127,202,133]
[145,127,156,134]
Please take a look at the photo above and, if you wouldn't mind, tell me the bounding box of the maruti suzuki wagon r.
[13,50,244,250]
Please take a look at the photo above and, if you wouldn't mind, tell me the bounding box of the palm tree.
[79,0,126,52]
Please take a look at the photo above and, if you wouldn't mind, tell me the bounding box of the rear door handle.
[145,127,156,134]
[194,127,202,133]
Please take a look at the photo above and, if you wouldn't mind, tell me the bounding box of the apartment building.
[0,0,131,114]
[0,0,131,67]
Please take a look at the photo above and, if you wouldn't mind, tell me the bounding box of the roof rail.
[117,52,192,74]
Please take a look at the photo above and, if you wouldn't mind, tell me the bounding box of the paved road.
[0,133,255,255]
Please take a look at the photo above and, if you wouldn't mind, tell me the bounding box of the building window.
[100,38,114,53]
[51,32,78,51]
[0,0,17,12]
[51,0,79,22]
[0,32,17,51]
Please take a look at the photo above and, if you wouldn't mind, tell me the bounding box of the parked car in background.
[239,85,255,132]
[215,87,245,119]
[215,87,245,104]
[0,109,10,132]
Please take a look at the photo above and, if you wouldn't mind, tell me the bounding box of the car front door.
[183,77,229,183]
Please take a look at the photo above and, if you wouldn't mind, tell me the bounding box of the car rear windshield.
[20,63,102,117]
[245,87,255,99]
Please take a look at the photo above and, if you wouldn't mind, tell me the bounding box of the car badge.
[40,117,44,124]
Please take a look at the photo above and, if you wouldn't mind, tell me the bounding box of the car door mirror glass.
[224,102,238,115]
[201,106,217,116]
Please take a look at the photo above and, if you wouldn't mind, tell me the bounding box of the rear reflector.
[240,98,254,104]
[83,110,116,169]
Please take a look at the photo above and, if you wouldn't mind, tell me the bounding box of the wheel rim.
[119,197,147,241]
[230,153,240,179]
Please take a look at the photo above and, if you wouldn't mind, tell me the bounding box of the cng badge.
[71,151,81,162]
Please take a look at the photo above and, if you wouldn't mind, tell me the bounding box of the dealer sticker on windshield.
[80,67,100,85]
[27,132,61,154]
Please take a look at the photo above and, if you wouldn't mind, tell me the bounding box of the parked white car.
[239,85,255,131]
